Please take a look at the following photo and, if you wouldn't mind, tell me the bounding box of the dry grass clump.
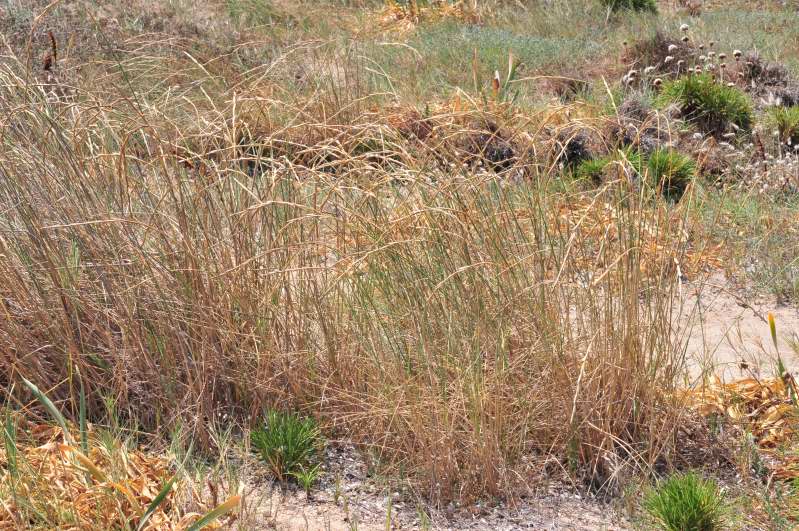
[0,42,697,504]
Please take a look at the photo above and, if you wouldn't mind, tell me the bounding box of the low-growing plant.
[600,0,657,13]
[768,106,799,148]
[646,148,696,201]
[644,472,726,531]
[251,410,322,482]
[658,74,753,136]
[290,463,322,498]
[575,147,644,183]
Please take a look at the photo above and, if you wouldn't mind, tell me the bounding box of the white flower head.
[668,44,678,52]
[680,23,690,32]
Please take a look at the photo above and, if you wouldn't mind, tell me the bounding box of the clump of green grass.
[767,106,799,148]
[251,410,322,482]
[644,472,726,531]
[600,0,657,12]
[657,74,753,136]
[647,148,696,201]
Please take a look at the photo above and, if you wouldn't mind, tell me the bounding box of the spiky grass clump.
[767,106,799,148]
[646,149,696,201]
[600,0,657,12]
[251,410,322,482]
[658,74,753,136]
[644,472,726,531]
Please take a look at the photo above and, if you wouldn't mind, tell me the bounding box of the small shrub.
[767,106,799,148]
[644,472,726,531]
[251,410,322,482]
[575,148,643,183]
[647,149,696,200]
[575,157,609,182]
[600,0,657,12]
[658,74,753,136]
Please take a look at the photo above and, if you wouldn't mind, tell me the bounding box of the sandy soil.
[681,273,799,381]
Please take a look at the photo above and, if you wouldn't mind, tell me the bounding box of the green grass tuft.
[600,0,657,12]
[251,410,322,482]
[644,472,726,531]
[767,106,799,148]
[657,74,753,136]
[647,149,696,201]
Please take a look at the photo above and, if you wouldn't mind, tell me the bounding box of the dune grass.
[2,0,799,526]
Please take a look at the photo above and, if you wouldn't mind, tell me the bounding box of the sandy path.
[681,274,799,381]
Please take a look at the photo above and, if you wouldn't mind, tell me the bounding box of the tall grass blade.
[136,476,176,531]
[22,377,72,445]
[186,495,241,531]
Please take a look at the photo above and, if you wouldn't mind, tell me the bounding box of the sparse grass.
[644,472,726,531]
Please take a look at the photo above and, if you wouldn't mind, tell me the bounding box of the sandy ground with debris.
[234,444,631,530]
[681,273,799,382]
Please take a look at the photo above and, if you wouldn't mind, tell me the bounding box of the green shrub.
[644,472,726,531]
[646,149,696,200]
[657,74,753,136]
[767,106,799,147]
[251,410,322,482]
[600,0,657,12]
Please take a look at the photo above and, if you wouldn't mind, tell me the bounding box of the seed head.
[708,51,715,58]
[699,55,707,62]
[653,78,663,87]
[718,53,727,60]
[680,23,690,32]
[681,35,690,43]
[720,62,726,69]
[709,41,715,48]
[733,49,742,59]
[644,66,655,75]
[726,82,735,87]
[699,44,705,51]
[664,55,674,64]
[668,44,678,52]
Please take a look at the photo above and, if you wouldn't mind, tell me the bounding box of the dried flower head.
[653,78,663,87]
[699,55,707,62]
[720,62,726,69]
[726,82,735,87]
[668,44,678,52]
[733,49,742,59]
[699,44,705,50]
[680,23,690,32]
[682,35,690,43]
[718,53,727,60]
[664,55,674,64]
[644,66,655,75]
[708,51,715,58]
